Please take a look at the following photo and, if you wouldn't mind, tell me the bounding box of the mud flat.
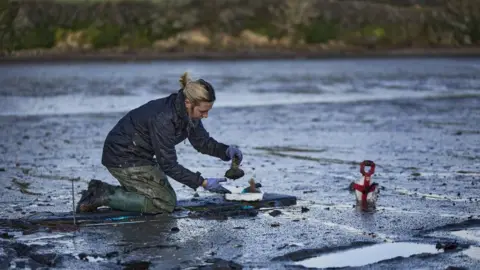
[0,58,479,269]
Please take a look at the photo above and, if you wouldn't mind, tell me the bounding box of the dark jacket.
[101,91,231,190]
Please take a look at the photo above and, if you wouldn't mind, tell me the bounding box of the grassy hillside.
[1,0,479,56]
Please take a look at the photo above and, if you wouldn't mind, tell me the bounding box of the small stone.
[301,207,309,213]
[271,222,280,227]
[106,251,119,258]
[78,253,88,261]
[269,210,282,217]
[171,227,180,233]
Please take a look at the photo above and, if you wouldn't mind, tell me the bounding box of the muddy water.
[293,242,442,268]
[0,58,479,269]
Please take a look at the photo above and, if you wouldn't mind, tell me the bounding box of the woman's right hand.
[202,178,231,194]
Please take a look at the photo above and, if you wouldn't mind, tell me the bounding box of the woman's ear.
[185,98,192,109]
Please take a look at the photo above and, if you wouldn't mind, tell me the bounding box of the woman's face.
[185,100,213,120]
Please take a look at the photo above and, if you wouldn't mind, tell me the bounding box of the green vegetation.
[300,19,340,44]
[1,0,479,54]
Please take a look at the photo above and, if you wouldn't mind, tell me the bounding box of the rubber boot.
[106,186,160,214]
[76,180,112,213]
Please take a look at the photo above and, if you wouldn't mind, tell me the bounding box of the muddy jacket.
[101,91,230,190]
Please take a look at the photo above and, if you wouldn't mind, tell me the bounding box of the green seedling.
[225,156,244,180]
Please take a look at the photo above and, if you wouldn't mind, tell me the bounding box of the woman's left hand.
[226,145,243,163]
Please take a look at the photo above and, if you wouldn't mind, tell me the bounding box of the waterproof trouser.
[104,165,177,213]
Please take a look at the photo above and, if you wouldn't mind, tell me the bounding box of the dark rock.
[121,260,151,270]
[78,252,88,261]
[301,207,309,213]
[171,227,180,233]
[268,210,282,217]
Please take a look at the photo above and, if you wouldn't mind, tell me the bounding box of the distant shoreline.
[2,47,480,63]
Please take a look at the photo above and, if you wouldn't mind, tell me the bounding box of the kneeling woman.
[76,72,243,213]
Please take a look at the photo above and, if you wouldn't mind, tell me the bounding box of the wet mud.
[1,59,480,269]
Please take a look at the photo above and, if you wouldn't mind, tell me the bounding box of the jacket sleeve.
[188,120,230,161]
[149,114,205,190]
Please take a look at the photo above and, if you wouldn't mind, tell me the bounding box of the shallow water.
[1,59,479,116]
[0,58,479,269]
[451,228,480,243]
[294,242,442,268]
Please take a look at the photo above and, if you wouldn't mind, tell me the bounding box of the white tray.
[223,186,264,201]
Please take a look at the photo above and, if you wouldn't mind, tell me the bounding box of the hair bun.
[179,72,190,88]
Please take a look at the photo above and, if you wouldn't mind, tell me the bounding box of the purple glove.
[204,178,231,194]
[226,145,243,164]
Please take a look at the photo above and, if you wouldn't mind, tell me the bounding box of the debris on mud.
[1,232,14,239]
[11,178,42,195]
[436,241,459,251]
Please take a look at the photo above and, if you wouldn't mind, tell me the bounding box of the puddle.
[463,246,480,260]
[293,242,442,268]
[450,228,480,260]
[451,229,480,243]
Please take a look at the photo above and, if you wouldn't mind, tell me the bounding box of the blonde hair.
[179,72,214,105]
